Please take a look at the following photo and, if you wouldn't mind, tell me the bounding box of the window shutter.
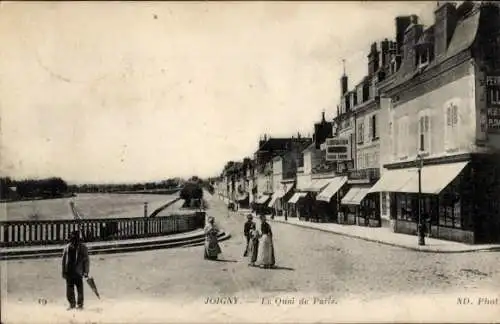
[368,117,373,141]
[452,104,458,126]
[426,115,431,154]
[444,106,450,150]
[405,118,410,156]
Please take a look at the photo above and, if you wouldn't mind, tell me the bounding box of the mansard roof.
[386,3,482,90]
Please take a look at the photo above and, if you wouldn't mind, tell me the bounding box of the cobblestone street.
[3,195,500,323]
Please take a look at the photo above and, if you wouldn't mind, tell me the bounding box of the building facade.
[374,1,500,243]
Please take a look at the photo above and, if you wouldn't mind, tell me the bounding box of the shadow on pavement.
[253,265,295,271]
[212,259,238,263]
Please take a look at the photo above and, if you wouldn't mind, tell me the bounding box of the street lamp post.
[417,154,425,246]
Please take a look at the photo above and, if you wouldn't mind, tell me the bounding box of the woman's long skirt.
[247,239,259,264]
[257,234,275,267]
[204,237,221,259]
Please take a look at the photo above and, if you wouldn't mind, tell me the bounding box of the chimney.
[380,39,390,70]
[401,17,424,75]
[336,105,340,117]
[395,15,417,54]
[368,42,380,75]
[434,1,458,59]
[322,111,326,122]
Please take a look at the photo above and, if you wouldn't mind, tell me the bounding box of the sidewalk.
[216,196,500,253]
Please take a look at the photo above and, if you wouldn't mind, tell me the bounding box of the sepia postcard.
[1,1,500,323]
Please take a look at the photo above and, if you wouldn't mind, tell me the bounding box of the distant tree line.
[0,177,71,201]
[69,178,183,194]
[0,175,215,203]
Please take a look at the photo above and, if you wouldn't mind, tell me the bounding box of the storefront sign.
[487,76,500,133]
[325,137,351,161]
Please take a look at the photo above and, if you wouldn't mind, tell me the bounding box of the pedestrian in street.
[61,230,90,310]
[247,222,260,266]
[243,214,254,257]
[204,216,222,260]
[257,215,276,269]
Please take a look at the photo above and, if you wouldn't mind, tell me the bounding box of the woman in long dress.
[247,222,260,266]
[204,216,221,260]
[257,215,275,268]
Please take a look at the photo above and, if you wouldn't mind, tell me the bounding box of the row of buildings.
[214,1,500,244]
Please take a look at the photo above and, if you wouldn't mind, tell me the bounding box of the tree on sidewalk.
[180,179,204,208]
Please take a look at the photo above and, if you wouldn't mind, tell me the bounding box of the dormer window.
[390,55,401,74]
[362,82,369,102]
[418,47,430,68]
[391,61,397,74]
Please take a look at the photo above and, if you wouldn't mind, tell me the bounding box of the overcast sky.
[0,1,434,184]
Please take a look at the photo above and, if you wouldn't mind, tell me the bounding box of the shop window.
[396,193,416,222]
[438,191,462,229]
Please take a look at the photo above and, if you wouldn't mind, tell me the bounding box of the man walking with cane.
[62,231,90,310]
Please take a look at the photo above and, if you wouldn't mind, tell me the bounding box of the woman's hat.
[208,216,215,222]
[246,214,253,219]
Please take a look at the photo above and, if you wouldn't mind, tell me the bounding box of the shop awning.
[369,161,469,194]
[288,192,307,204]
[305,178,332,192]
[268,192,280,207]
[255,194,270,204]
[276,183,294,198]
[341,187,371,205]
[296,178,313,192]
[316,176,348,202]
[236,192,249,201]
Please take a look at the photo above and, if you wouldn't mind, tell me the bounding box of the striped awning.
[369,162,469,194]
[296,178,313,192]
[305,178,332,192]
[268,192,280,207]
[276,183,294,198]
[316,176,348,202]
[341,187,371,206]
[255,194,270,204]
[288,192,307,204]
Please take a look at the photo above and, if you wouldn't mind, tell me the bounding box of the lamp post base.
[418,224,426,246]
[418,235,425,246]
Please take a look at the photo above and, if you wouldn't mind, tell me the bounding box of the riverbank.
[0,193,76,204]
[111,188,180,195]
